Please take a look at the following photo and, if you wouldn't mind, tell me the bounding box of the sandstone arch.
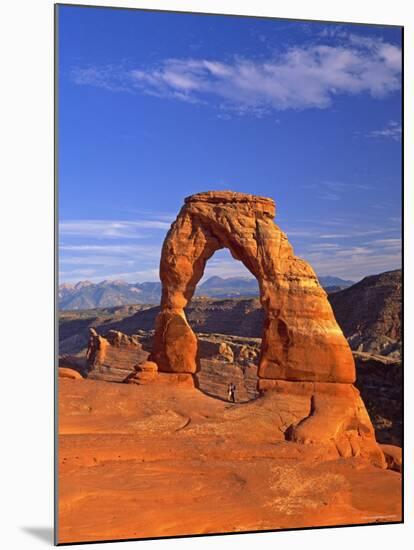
[150,191,355,384]
[149,192,385,466]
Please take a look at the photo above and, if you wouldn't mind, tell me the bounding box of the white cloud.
[319,233,349,239]
[71,65,130,92]
[71,33,401,114]
[60,256,122,266]
[318,229,389,239]
[280,221,399,241]
[59,267,161,284]
[308,243,340,250]
[124,209,176,222]
[297,233,401,280]
[59,268,99,279]
[59,219,171,239]
[301,181,372,201]
[301,245,400,280]
[367,120,402,141]
[59,243,161,258]
[369,238,401,248]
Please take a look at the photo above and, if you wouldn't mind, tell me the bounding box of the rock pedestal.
[128,360,159,385]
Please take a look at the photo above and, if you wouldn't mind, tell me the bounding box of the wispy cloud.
[369,238,401,248]
[59,246,161,273]
[59,256,135,267]
[71,33,401,115]
[319,233,349,239]
[280,214,401,280]
[123,209,176,222]
[318,229,386,239]
[367,120,402,141]
[71,64,131,92]
[300,242,401,279]
[59,267,161,284]
[308,243,340,250]
[58,218,169,282]
[59,219,171,239]
[301,180,371,201]
[59,244,161,257]
[285,227,393,240]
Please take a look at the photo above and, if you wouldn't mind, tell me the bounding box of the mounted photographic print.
[55,3,403,545]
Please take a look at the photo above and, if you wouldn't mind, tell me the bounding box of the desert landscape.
[56,7,402,544]
[57,191,402,544]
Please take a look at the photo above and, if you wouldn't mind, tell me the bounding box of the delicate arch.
[150,191,355,386]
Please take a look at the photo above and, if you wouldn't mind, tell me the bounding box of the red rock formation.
[380,444,402,472]
[149,191,383,464]
[87,328,149,382]
[58,378,400,543]
[151,191,354,383]
[127,360,158,384]
[259,380,384,466]
[329,269,401,360]
[59,367,83,380]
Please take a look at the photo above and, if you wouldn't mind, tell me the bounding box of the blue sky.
[58,6,402,284]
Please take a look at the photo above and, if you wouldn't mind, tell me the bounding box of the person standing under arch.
[228,382,236,403]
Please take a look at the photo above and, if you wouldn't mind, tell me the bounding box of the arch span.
[150,191,355,385]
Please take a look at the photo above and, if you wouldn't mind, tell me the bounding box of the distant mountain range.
[58,280,161,310]
[58,275,354,310]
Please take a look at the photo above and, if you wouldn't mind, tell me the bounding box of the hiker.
[228,382,236,403]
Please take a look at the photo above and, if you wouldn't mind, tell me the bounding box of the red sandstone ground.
[58,378,401,544]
